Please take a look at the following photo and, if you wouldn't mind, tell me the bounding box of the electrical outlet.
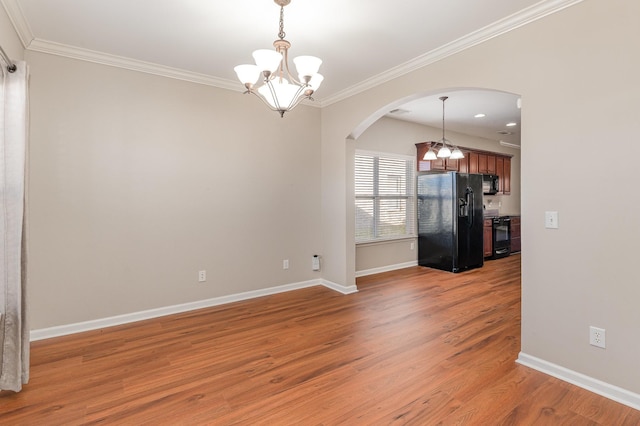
[589,326,606,349]
[198,270,206,282]
[283,259,289,270]
[410,242,415,250]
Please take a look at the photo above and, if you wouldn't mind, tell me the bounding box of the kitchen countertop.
[483,212,521,219]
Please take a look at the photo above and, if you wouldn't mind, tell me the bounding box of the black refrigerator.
[417,172,484,273]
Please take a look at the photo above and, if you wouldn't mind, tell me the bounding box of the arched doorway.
[349,88,522,277]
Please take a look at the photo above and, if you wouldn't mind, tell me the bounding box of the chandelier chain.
[278,6,286,40]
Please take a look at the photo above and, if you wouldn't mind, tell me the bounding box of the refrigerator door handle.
[466,187,474,228]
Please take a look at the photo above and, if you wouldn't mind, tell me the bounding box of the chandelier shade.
[308,73,324,91]
[423,146,438,160]
[437,144,452,158]
[257,78,301,110]
[293,56,322,80]
[252,49,284,74]
[450,147,465,159]
[234,0,324,117]
[233,64,261,87]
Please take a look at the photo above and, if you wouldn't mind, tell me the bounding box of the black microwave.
[482,174,499,195]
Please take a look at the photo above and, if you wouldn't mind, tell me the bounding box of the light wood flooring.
[2,254,639,424]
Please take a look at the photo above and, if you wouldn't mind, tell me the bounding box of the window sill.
[356,236,416,248]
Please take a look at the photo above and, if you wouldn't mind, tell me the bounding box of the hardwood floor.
[2,254,639,424]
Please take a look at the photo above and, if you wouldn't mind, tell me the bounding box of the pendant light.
[433,96,464,160]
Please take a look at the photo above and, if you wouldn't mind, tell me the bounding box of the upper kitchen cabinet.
[468,152,479,173]
[467,152,497,174]
[485,154,497,174]
[496,157,511,195]
[416,143,513,195]
[457,156,469,173]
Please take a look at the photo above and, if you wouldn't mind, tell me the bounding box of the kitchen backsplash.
[483,195,520,216]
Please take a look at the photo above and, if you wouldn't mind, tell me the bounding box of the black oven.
[492,217,511,259]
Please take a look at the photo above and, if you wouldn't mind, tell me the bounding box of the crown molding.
[1,0,35,48]
[28,39,241,91]
[318,0,585,107]
[3,0,584,102]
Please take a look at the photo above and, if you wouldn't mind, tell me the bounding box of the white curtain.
[0,60,29,392]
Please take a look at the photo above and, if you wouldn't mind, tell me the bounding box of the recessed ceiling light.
[506,122,517,127]
[474,113,486,118]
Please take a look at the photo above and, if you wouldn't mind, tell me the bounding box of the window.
[355,150,415,243]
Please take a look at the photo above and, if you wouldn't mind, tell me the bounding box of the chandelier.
[234,0,324,117]
[423,96,464,160]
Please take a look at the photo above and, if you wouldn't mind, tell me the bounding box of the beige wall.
[354,116,520,273]
[24,52,322,328]
[321,0,640,395]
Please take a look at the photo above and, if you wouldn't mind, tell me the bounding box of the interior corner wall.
[25,52,322,329]
[0,4,24,61]
[321,0,640,395]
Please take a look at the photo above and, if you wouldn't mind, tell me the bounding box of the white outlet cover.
[589,326,606,349]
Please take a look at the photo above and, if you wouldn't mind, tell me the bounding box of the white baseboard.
[516,352,640,411]
[320,279,358,294]
[355,260,418,278]
[30,278,358,342]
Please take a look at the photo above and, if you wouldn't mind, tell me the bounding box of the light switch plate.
[545,211,559,229]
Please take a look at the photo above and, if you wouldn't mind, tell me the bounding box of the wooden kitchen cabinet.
[486,155,496,174]
[444,158,459,171]
[495,156,511,195]
[496,156,504,192]
[478,154,487,174]
[415,144,511,194]
[470,152,497,174]
[502,158,511,194]
[468,152,479,173]
[510,216,521,253]
[457,155,469,173]
[477,153,496,174]
[426,156,447,171]
[428,156,456,171]
[483,219,493,258]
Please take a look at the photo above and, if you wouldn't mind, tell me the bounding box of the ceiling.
[386,90,522,146]
[2,0,581,145]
